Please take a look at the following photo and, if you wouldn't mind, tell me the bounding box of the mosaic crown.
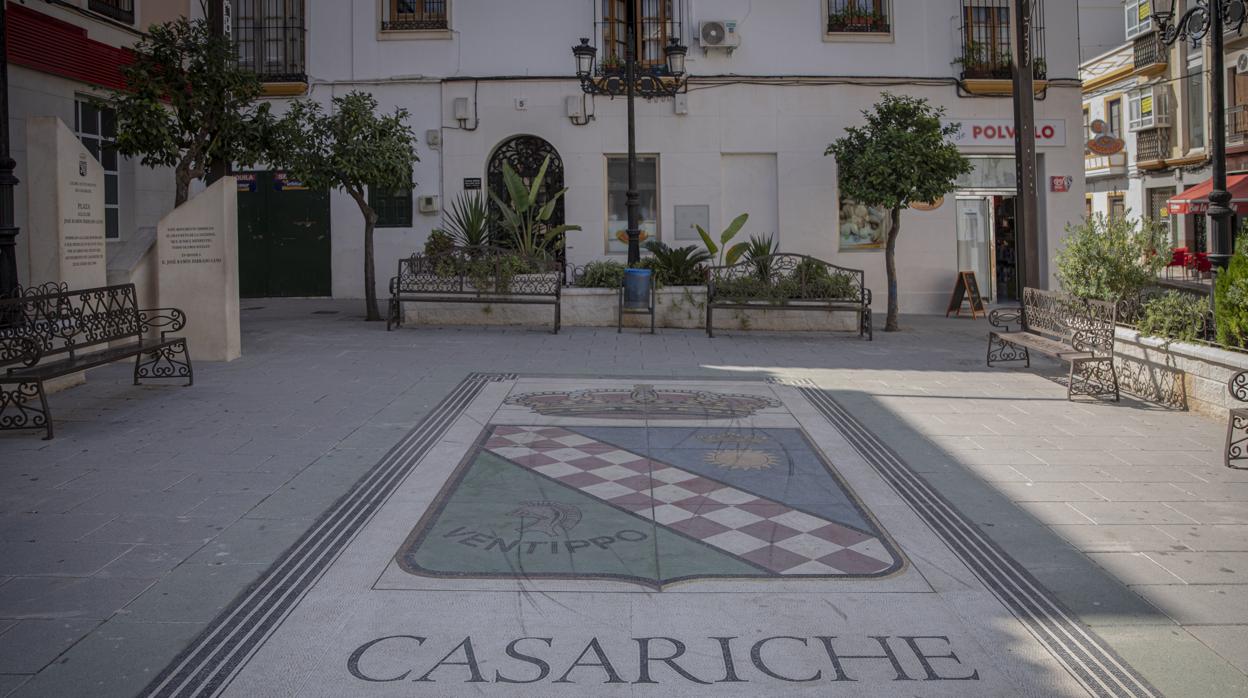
[505,384,780,420]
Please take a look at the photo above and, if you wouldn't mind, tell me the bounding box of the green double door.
[237,171,332,298]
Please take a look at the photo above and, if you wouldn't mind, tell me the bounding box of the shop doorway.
[956,194,1018,303]
[236,171,332,298]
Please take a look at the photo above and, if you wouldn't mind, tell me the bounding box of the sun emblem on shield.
[704,449,777,471]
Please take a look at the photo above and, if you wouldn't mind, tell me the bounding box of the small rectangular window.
[369,183,413,228]
[605,154,658,254]
[89,0,134,24]
[383,0,449,31]
[1107,98,1123,137]
[1186,55,1205,150]
[826,0,890,35]
[1125,0,1153,41]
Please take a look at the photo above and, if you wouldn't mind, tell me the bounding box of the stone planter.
[403,286,860,332]
[1114,326,1248,418]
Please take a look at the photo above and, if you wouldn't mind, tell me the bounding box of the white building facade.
[240,0,1092,313]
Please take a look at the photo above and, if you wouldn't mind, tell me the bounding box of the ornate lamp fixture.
[1151,0,1247,271]
[570,6,688,264]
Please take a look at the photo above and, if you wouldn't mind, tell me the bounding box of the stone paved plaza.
[0,300,1244,697]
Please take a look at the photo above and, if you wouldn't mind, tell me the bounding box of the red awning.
[1168,174,1248,215]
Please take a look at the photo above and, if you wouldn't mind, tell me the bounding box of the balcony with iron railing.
[1136,128,1171,165]
[88,0,134,24]
[1132,32,1168,76]
[1231,105,1248,143]
[826,0,890,34]
[381,0,448,31]
[590,1,683,76]
[957,0,1046,95]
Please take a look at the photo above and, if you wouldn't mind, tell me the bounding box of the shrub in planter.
[1054,214,1170,302]
[576,260,627,288]
[1216,234,1248,348]
[1136,291,1210,343]
[643,241,710,287]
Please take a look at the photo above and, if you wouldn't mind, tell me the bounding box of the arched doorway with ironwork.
[486,135,565,254]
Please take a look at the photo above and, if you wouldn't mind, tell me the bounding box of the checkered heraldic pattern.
[398,425,902,582]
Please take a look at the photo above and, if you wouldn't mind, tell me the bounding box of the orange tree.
[826,94,970,331]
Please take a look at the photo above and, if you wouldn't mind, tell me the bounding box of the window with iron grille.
[89,0,134,24]
[958,1,1046,81]
[234,0,306,83]
[826,0,890,34]
[601,1,677,70]
[383,1,449,31]
[369,182,413,228]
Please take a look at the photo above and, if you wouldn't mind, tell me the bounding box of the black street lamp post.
[573,6,687,265]
[0,1,20,299]
[1153,0,1247,271]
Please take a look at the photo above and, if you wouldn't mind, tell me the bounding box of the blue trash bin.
[622,268,652,310]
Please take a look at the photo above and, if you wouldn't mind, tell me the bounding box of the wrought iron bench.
[386,246,562,333]
[1,282,192,439]
[1227,371,1248,469]
[705,253,872,339]
[987,287,1119,401]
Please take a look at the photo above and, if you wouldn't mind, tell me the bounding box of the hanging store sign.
[944,119,1067,148]
[910,197,944,211]
[1086,119,1125,156]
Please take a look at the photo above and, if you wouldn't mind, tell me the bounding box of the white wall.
[291,0,1088,313]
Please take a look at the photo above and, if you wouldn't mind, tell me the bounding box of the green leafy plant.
[826,93,971,331]
[269,91,418,321]
[742,234,780,279]
[1216,232,1248,348]
[1137,291,1210,343]
[112,16,271,206]
[1054,214,1170,303]
[576,260,628,288]
[424,229,455,258]
[696,213,750,266]
[489,155,581,258]
[443,192,492,249]
[643,240,710,286]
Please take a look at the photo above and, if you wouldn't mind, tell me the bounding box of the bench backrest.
[1021,287,1116,357]
[394,247,561,296]
[0,282,142,368]
[707,253,866,303]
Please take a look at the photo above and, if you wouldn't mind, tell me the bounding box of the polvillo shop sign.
[944,119,1066,148]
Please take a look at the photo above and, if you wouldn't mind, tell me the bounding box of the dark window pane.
[80,104,99,136]
[101,108,116,138]
[84,138,101,160]
[105,174,119,205]
[101,144,118,171]
[105,208,119,239]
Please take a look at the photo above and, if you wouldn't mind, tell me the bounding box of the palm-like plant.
[444,192,492,248]
[743,233,779,279]
[488,155,580,258]
[643,240,711,286]
[696,212,750,266]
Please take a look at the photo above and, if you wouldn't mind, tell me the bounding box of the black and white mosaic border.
[784,379,1158,698]
[141,373,515,698]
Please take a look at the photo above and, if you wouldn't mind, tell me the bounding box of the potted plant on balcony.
[600,53,624,75]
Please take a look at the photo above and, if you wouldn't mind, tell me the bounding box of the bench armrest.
[1231,371,1248,404]
[138,308,187,340]
[862,288,872,307]
[989,307,1022,330]
[1,335,42,370]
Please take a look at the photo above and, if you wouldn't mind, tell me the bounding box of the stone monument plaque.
[25,117,106,289]
[157,177,241,362]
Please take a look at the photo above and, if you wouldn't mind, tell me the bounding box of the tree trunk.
[174,163,192,208]
[884,205,902,332]
[352,192,382,321]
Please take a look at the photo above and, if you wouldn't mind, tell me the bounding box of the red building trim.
[6,3,132,91]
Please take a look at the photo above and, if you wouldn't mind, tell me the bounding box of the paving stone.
[8,619,202,698]
[1145,551,1248,585]
[1166,501,1248,525]
[0,542,129,577]
[1188,625,1248,675]
[1154,525,1248,551]
[0,619,100,673]
[0,674,30,697]
[1093,625,1248,698]
[991,481,1105,502]
[1129,584,1248,625]
[1048,524,1192,553]
[92,543,204,579]
[183,518,310,566]
[0,514,113,543]
[1068,501,1199,525]
[81,516,227,546]
[0,577,153,620]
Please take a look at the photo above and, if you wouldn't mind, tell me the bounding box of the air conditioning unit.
[1237,53,1248,75]
[699,20,740,52]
